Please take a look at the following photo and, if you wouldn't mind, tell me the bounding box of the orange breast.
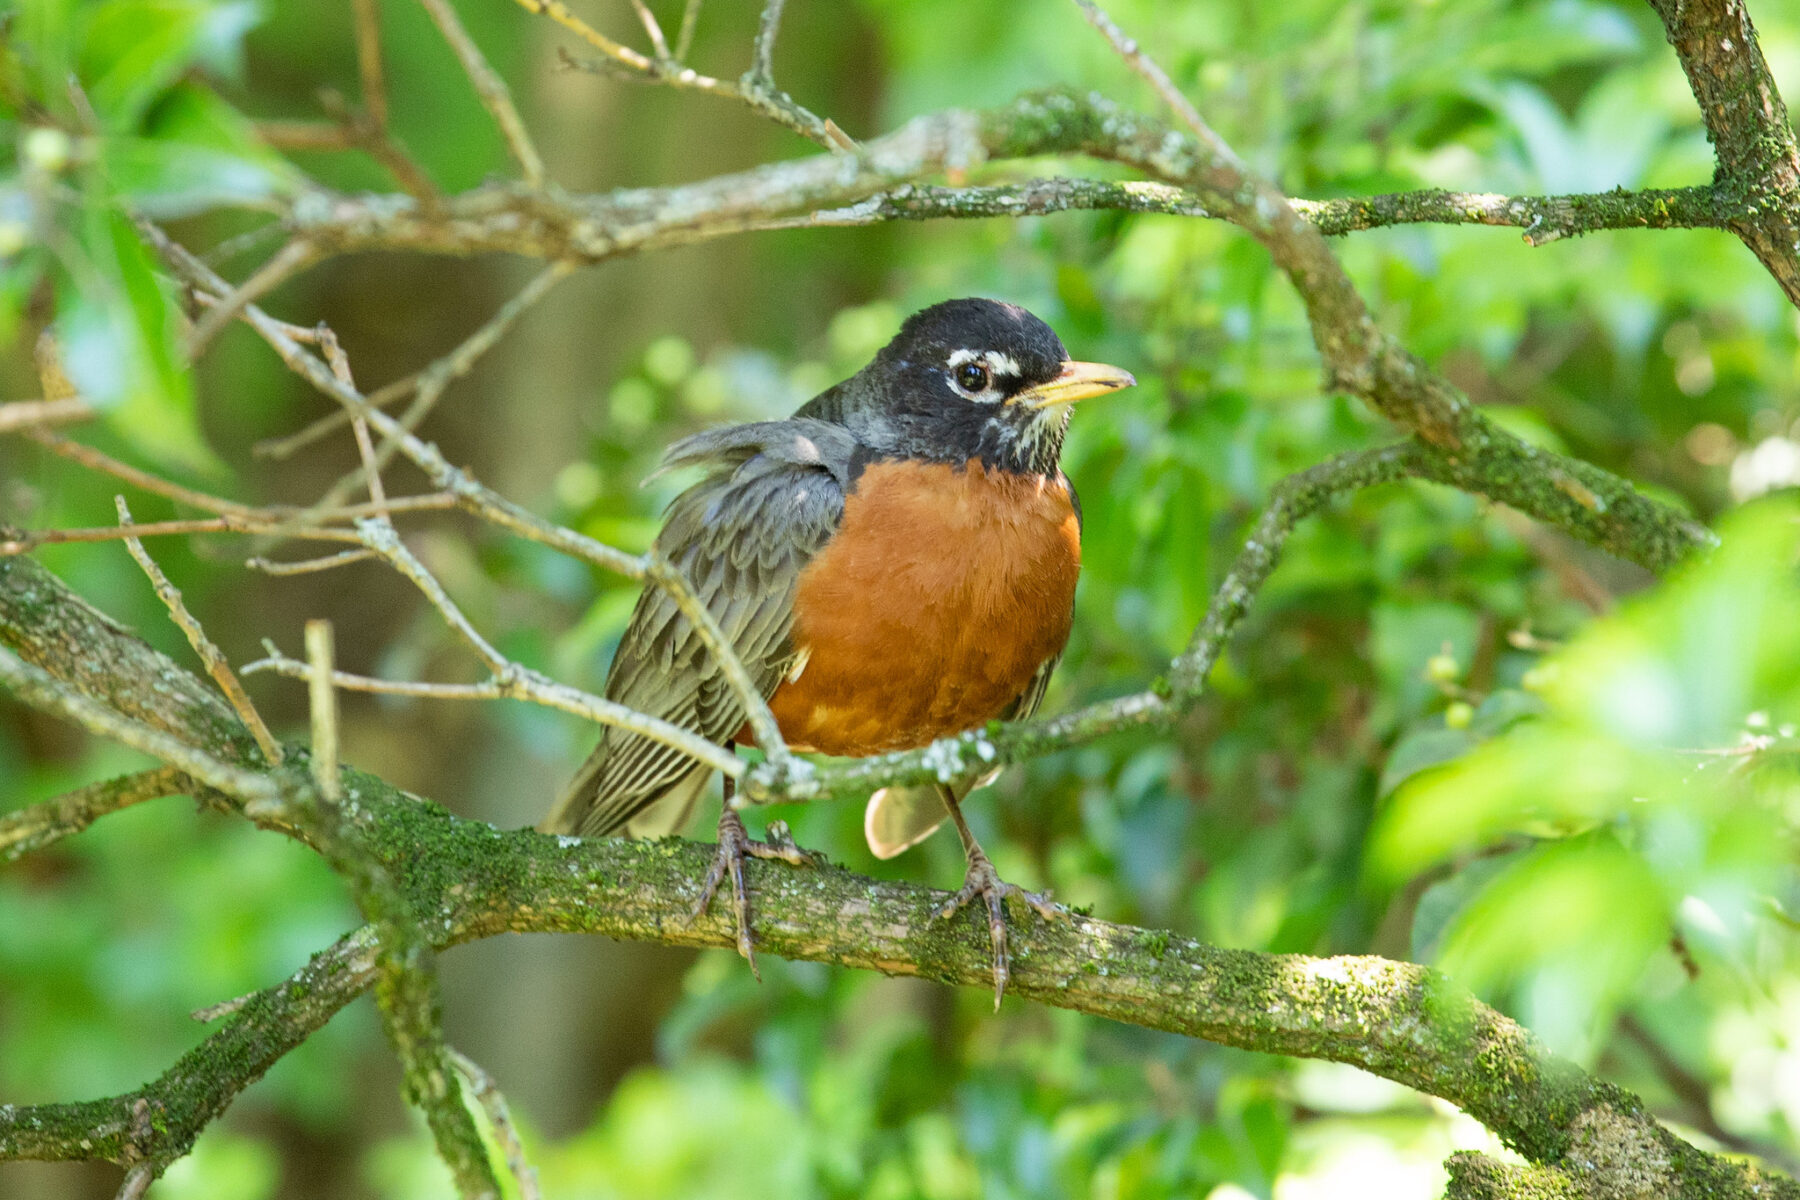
[757,457,1080,757]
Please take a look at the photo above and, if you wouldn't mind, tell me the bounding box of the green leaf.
[77,0,259,128]
[1368,723,1654,880]
[55,209,221,476]
[1436,835,1668,1053]
[106,138,296,217]
[1377,726,1479,800]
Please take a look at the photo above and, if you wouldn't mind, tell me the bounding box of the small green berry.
[22,127,72,173]
[1445,701,1474,730]
[1425,653,1460,683]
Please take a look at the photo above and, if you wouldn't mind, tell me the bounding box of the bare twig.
[1071,0,1216,148]
[450,1051,541,1200]
[0,516,365,554]
[356,518,507,671]
[315,88,442,211]
[25,428,264,518]
[629,0,670,60]
[304,620,339,800]
[186,238,320,357]
[246,548,378,576]
[417,0,545,186]
[525,0,852,150]
[0,767,191,863]
[0,396,92,433]
[145,228,789,778]
[115,496,283,765]
[115,1165,153,1200]
[674,0,701,61]
[314,324,393,519]
[255,261,573,461]
[241,643,744,777]
[352,0,389,130]
[748,0,785,85]
[0,646,279,806]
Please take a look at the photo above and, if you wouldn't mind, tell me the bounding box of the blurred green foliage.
[4,0,1800,1197]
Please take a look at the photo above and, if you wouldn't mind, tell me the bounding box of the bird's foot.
[688,810,818,979]
[934,847,1067,1009]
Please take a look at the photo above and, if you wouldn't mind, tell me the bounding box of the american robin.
[542,298,1134,1002]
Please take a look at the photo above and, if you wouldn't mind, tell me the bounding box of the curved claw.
[934,849,1066,1009]
[687,809,819,980]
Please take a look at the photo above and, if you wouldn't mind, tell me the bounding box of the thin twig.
[1070,0,1221,153]
[255,261,573,461]
[0,516,366,554]
[352,0,389,131]
[417,0,545,186]
[357,518,508,673]
[24,428,263,517]
[242,644,744,777]
[292,263,575,520]
[528,0,852,150]
[0,396,92,433]
[0,767,191,863]
[246,548,378,576]
[315,89,443,211]
[0,646,280,806]
[450,1050,542,1200]
[674,0,701,61]
[143,232,786,778]
[749,0,785,84]
[116,496,284,766]
[315,325,393,518]
[629,0,670,60]
[185,238,320,357]
[304,620,340,801]
[115,1164,153,1200]
[514,0,656,71]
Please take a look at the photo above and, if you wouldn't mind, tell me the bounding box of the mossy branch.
[0,500,1790,1199]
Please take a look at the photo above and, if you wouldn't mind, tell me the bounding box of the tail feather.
[540,734,710,838]
[863,768,1002,858]
[863,784,950,859]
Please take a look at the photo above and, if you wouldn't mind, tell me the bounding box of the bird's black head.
[803,298,1134,476]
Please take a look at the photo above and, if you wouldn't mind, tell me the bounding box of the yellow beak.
[1012,360,1137,409]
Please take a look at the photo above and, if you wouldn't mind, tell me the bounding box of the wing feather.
[544,422,851,837]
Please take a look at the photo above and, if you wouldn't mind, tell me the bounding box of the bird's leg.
[932,784,1066,1008]
[688,750,818,979]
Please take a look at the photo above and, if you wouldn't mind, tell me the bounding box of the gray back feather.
[541,420,855,837]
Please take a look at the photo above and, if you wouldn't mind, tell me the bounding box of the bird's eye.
[954,362,991,393]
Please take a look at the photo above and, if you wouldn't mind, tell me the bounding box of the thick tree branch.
[1648,0,1800,305]
[789,179,1730,243]
[0,761,1788,1199]
[274,93,1758,264]
[0,445,1780,1197]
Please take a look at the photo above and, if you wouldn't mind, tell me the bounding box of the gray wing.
[863,651,1062,858]
[542,419,854,838]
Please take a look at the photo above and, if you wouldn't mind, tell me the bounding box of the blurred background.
[3,0,1800,1196]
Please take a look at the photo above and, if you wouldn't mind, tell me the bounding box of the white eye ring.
[946,349,1014,403]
